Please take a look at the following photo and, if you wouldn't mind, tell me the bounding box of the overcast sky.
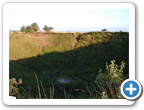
[9,3,129,32]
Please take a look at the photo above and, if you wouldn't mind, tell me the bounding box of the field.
[9,31,129,99]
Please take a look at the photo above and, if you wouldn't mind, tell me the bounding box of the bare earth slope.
[9,32,54,60]
[26,33,53,46]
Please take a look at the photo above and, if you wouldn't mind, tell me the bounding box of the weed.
[9,78,22,96]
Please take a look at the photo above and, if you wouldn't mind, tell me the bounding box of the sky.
[9,7,129,32]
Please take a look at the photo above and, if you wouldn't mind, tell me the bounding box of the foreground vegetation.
[9,31,129,99]
[10,60,125,99]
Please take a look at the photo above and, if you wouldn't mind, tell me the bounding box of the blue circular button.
[123,81,139,97]
[121,79,142,100]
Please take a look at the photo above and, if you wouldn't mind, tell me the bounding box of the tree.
[49,26,54,31]
[43,25,54,32]
[43,25,49,31]
[26,26,35,33]
[20,25,26,32]
[101,29,107,32]
[31,23,39,32]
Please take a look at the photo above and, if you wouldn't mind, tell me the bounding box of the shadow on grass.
[9,34,129,98]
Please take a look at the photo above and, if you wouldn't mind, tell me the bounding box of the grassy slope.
[9,32,129,98]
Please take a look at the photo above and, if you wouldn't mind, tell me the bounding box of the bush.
[26,26,35,33]
[73,60,126,99]
[43,25,53,32]
[9,78,22,96]
[101,29,107,32]
[95,60,125,99]
[21,26,26,32]
[21,23,39,33]
[31,23,39,32]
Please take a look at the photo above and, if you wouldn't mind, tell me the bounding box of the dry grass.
[31,73,54,99]
[34,72,41,99]
[26,33,53,46]
[51,31,87,33]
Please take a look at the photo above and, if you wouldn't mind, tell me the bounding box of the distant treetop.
[20,23,39,33]
[31,23,39,32]
[101,29,107,32]
[43,25,54,32]
[20,25,26,32]
[20,23,54,33]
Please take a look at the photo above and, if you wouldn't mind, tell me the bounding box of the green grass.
[9,33,41,60]
[9,32,129,98]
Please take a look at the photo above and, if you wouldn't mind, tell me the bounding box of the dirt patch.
[26,33,54,46]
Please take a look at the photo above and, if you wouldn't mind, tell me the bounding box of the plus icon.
[126,83,137,95]
[121,79,142,100]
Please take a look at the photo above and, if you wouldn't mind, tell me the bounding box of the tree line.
[21,23,53,33]
[20,23,123,33]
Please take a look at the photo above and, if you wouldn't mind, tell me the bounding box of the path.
[74,35,80,50]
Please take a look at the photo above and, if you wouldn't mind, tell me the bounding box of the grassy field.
[9,31,129,99]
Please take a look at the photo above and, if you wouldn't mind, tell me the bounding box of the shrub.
[74,60,126,99]
[20,23,39,33]
[31,23,39,32]
[9,78,22,96]
[95,60,125,99]
[26,26,35,33]
[101,29,107,32]
[20,25,26,32]
[43,25,53,32]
